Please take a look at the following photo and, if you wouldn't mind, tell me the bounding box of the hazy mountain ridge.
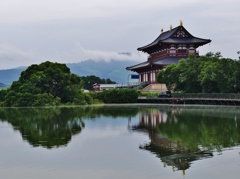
[0,59,138,85]
[0,68,27,85]
[0,82,7,87]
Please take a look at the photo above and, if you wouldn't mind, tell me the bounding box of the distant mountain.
[0,82,7,88]
[67,59,138,83]
[0,59,139,85]
[0,67,27,85]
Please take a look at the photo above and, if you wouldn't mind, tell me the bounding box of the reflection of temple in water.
[130,109,213,175]
[140,110,168,127]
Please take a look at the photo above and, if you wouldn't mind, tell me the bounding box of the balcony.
[148,50,199,61]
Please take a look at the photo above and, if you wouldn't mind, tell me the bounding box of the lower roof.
[126,56,184,71]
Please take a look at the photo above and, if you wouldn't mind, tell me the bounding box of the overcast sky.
[0,0,240,69]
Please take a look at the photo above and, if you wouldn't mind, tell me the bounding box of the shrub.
[92,89,139,103]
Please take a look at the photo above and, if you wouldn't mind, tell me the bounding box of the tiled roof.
[126,56,183,71]
[137,26,211,54]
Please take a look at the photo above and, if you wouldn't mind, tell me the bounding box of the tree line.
[157,52,240,93]
[3,51,240,106]
[0,61,138,107]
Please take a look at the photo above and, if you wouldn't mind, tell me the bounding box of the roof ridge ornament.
[180,20,183,26]
[161,29,163,34]
[170,25,172,31]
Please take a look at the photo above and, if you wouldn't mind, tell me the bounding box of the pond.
[0,104,240,179]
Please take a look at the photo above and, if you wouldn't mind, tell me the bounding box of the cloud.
[58,43,147,63]
[0,43,147,69]
[1,0,240,68]
[2,0,238,23]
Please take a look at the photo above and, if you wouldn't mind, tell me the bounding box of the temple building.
[126,21,211,83]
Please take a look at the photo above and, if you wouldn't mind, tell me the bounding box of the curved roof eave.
[137,25,211,53]
[137,26,180,52]
[161,38,211,45]
[126,56,184,71]
[126,61,150,70]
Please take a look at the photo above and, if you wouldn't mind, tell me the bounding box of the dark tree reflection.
[130,106,240,174]
[0,107,86,149]
[0,105,139,149]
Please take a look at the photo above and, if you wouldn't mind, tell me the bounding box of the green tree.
[198,59,220,93]
[157,54,202,92]
[157,52,240,93]
[177,54,202,92]
[92,89,139,103]
[0,89,7,106]
[4,61,89,106]
[157,64,180,91]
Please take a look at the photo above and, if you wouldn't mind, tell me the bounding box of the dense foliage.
[0,90,7,105]
[81,75,116,90]
[0,61,140,106]
[157,52,240,93]
[91,89,139,103]
[1,61,92,106]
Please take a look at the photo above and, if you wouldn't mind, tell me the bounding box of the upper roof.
[138,25,211,54]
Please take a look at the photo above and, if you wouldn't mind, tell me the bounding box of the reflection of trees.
[130,107,234,175]
[0,107,85,149]
[157,107,240,152]
[0,105,140,149]
[131,106,240,174]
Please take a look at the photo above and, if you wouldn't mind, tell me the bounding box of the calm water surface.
[0,104,240,179]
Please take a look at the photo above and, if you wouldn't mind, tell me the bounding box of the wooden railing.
[148,51,199,61]
[140,93,240,100]
[171,93,240,100]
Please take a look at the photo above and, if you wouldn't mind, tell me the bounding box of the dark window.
[178,49,187,54]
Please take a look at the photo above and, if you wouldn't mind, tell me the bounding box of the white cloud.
[58,43,147,63]
[0,43,147,69]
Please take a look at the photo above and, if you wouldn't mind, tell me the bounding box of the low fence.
[138,93,240,106]
[171,93,240,100]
